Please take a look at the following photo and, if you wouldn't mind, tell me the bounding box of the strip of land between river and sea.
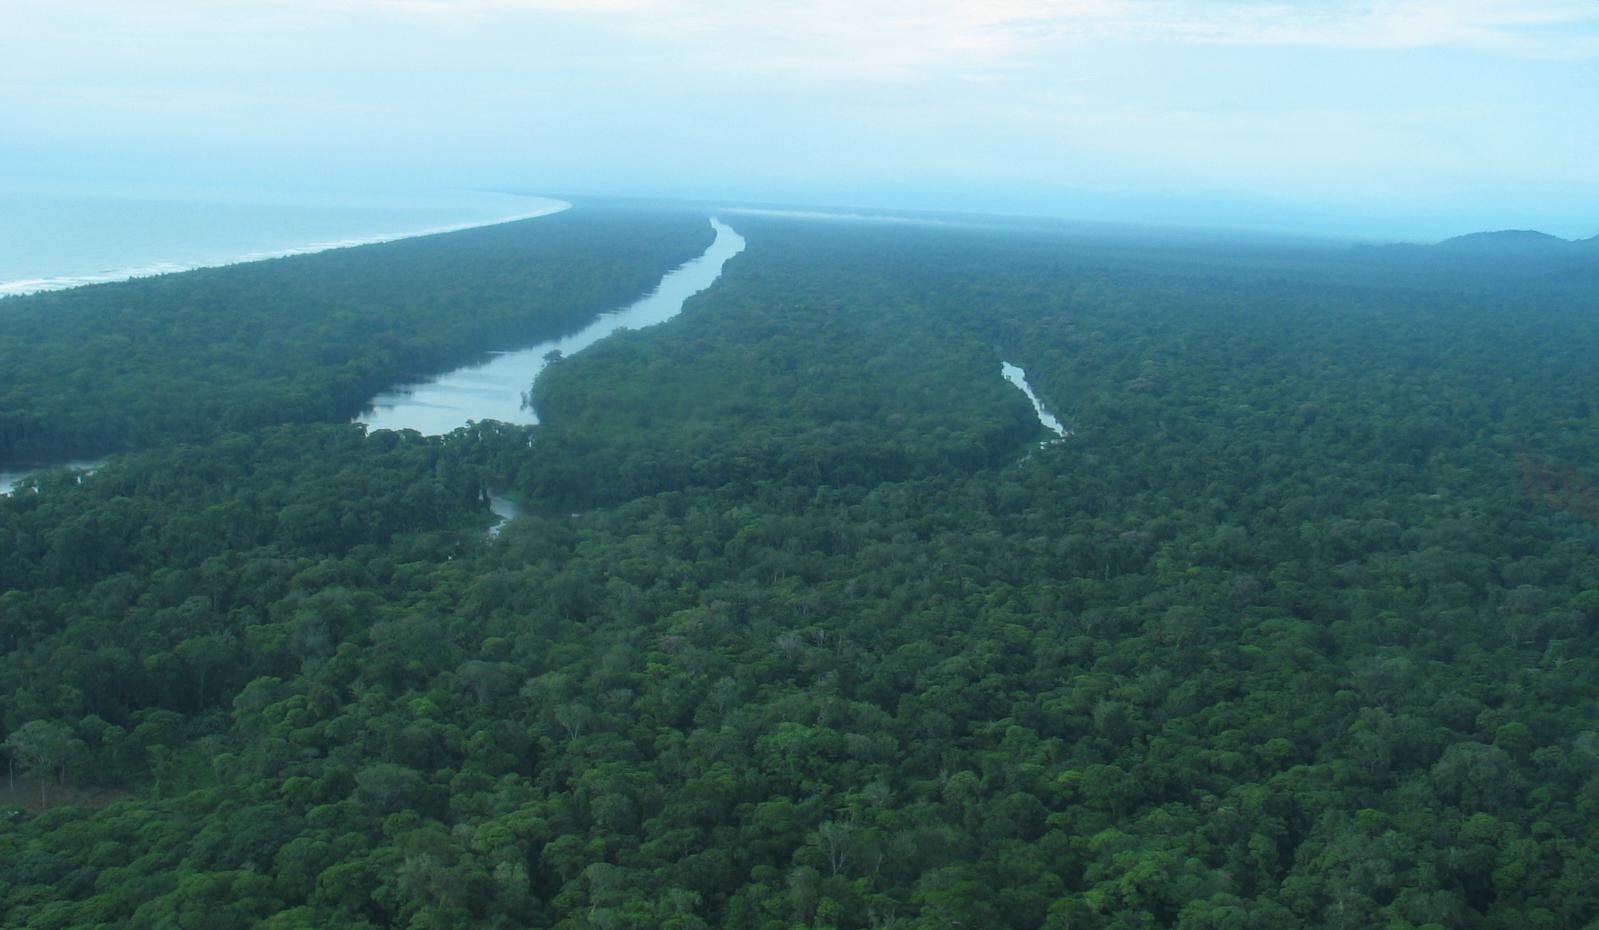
[0,197,571,299]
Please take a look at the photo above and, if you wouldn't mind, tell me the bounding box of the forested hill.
[1353,227,1599,284]
[5,208,1599,929]
[1437,230,1572,252]
[0,204,713,465]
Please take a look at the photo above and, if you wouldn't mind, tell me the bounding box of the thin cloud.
[1158,0,1599,55]
[319,0,1599,66]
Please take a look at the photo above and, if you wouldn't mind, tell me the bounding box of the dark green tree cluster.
[2,208,1599,928]
[518,227,1044,503]
[0,425,492,791]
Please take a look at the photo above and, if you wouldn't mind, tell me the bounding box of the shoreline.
[0,196,571,299]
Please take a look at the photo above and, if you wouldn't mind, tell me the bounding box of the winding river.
[358,218,745,435]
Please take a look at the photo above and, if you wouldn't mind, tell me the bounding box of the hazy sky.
[3,0,1596,239]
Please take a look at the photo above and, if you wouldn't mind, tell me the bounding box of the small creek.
[1001,362,1071,440]
[0,460,103,497]
[486,493,524,537]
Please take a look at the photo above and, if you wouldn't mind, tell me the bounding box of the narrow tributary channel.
[1001,361,1071,441]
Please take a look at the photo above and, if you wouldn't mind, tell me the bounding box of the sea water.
[0,177,564,297]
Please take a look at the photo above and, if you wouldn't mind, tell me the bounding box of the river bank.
[359,218,745,435]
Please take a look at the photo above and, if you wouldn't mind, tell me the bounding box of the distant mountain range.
[1355,229,1598,274]
[1355,228,1599,263]
[1433,229,1596,254]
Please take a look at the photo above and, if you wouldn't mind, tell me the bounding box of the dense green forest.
[0,203,712,464]
[4,205,1599,929]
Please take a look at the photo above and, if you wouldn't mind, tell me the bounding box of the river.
[358,218,745,435]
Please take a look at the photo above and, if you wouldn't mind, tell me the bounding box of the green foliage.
[3,210,1599,928]
[0,205,713,463]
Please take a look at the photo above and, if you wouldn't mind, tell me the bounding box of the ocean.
[0,177,565,297]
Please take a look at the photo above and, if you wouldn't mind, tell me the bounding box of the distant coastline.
[0,189,569,299]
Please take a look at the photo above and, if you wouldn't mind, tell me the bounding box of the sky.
[1,0,1596,240]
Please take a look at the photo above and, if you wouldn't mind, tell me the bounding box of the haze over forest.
[4,0,1598,239]
[6,3,1599,930]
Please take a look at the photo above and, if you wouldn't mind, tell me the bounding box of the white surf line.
[1001,362,1071,440]
[0,197,571,298]
[228,198,571,263]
